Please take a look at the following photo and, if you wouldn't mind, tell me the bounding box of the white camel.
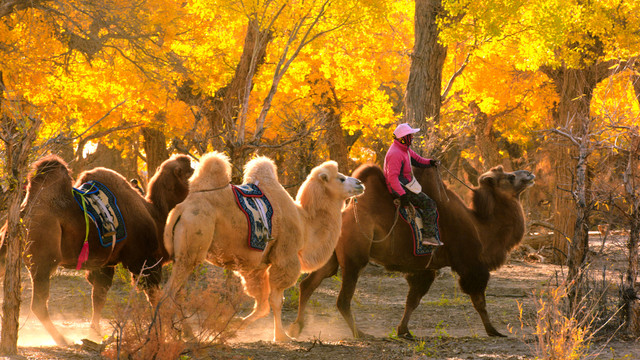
[162,151,364,341]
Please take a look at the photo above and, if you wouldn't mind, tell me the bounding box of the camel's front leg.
[30,265,69,346]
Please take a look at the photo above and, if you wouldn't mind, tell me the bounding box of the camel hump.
[243,156,278,185]
[190,151,231,191]
[29,154,70,183]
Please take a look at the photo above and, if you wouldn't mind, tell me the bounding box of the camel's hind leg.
[266,261,300,342]
[86,266,115,338]
[336,258,369,339]
[239,269,271,326]
[398,270,436,338]
[288,252,339,338]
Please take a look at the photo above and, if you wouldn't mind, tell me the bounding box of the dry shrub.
[514,268,623,360]
[102,267,245,360]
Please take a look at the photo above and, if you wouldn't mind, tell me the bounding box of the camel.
[0,154,193,346]
[289,164,535,339]
[162,151,365,341]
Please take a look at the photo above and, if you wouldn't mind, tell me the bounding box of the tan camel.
[162,151,364,341]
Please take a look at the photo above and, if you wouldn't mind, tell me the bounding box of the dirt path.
[7,239,640,359]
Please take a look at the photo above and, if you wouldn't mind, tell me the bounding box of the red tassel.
[76,242,89,270]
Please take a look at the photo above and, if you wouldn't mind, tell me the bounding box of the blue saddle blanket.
[72,180,127,247]
[231,184,273,251]
[399,205,439,256]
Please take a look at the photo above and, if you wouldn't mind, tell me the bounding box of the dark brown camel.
[0,154,193,346]
[289,164,535,339]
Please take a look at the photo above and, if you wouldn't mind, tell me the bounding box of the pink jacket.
[383,139,433,196]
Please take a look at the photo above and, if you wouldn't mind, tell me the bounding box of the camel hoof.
[274,332,293,342]
[398,332,416,341]
[488,330,507,337]
[89,323,102,340]
[288,322,303,338]
[354,331,374,340]
[54,335,71,347]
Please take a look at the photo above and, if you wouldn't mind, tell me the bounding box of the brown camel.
[289,164,535,339]
[162,151,365,341]
[0,154,193,346]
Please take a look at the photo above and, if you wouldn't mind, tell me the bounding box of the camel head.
[478,165,535,197]
[301,161,365,202]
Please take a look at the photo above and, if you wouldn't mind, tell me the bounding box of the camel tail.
[164,207,183,258]
[243,156,278,185]
[190,151,232,192]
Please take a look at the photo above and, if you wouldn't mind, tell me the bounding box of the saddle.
[231,183,274,251]
[398,204,440,256]
[72,180,127,269]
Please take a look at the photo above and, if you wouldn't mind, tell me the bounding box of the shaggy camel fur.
[162,151,365,341]
[289,164,535,339]
[0,154,193,346]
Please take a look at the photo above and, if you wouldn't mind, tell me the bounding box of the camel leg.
[336,261,368,339]
[269,286,290,342]
[468,292,505,337]
[397,270,437,338]
[288,252,340,338]
[30,266,69,346]
[86,266,115,338]
[458,267,505,337]
[240,269,271,326]
[267,262,300,342]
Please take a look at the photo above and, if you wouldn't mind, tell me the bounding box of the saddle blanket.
[72,180,127,248]
[399,205,439,256]
[231,183,273,251]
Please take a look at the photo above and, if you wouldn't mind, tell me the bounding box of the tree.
[0,75,42,354]
[404,0,447,136]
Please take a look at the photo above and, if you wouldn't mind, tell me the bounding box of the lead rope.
[440,166,473,192]
[353,196,401,243]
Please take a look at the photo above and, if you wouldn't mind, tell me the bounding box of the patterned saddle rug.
[231,183,274,251]
[72,181,127,247]
[399,205,440,256]
[72,181,127,269]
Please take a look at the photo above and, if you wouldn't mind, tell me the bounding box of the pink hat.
[393,123,420,138]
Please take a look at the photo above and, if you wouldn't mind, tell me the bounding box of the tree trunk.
[622,80,640,334]
[142,125,169,178]
[75,142,138,180]
[544,66,597,266]
[176,18,272,178]
[316,81,349,171]
[404,0,447,145]
[0,116,41,355]
[1,185,22,355]
[567,119,592,286]
[469,101,504,169]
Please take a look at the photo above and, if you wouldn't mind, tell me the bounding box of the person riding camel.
[383,123,443,246]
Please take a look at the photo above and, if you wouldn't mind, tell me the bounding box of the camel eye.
[508,174,516,182]
[339,177,345,183]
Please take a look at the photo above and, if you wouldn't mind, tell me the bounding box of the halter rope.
[353,196,401,243]
[193,183,230,193]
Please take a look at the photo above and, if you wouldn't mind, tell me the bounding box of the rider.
[383,123,443,246]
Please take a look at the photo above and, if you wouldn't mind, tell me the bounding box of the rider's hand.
[430,159,440,167]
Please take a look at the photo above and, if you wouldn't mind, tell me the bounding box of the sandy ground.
[3,235,640,359]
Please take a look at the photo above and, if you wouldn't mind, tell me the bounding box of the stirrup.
[421,237,442,246]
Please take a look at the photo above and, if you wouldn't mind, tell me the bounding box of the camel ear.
[318,171,330,182]
[479,173,495,187]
